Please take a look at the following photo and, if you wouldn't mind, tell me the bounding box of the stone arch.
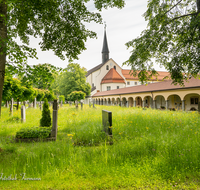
[167,94,182,110]
[128,97,133,107]
[143,96,153,108]
[122,97,127,107]
[104,98,107,105]
[108,98,111,105]
[135,96,142,107]
[116,98,121,106]
[112,98,116,105]
[155,95,165,109]
[183,93,200,111]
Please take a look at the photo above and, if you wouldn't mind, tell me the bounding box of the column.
[153,100,156,109]
[126,101,129,108]
[142,100,145,108]
[165,100,169,110]
[182,100,185,111]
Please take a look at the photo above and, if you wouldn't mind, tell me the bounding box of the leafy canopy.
[57,63,91,98]
[124,0,200,85]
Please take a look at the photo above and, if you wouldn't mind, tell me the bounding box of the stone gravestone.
[102,110,112,137]
[51,100,58,141]
[10,98,13,116]
[60,100,63,107]
[81,102,83,109]
[34,98,37,108]
[93,100,95,108]
[21,105,26,123]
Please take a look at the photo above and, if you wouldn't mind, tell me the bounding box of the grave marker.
[21,105,26,123]
[81,102,83,109]
[51,100,58,141]
[102,110,112,136]
[10,98,13,116]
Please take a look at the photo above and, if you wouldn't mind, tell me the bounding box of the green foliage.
[6,116,20,123]
[36,89,45,101]
[68,91,86,102]
[59,95,65,103]
[44,90,56,101]
[58,63,91,98]
[124,0,200,85]
[40,98,51,127]
[16,127,51,139]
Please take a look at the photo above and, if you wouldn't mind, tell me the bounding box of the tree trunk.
[17,98,19,110]
[197,0,200,39]
[0,0,7,116]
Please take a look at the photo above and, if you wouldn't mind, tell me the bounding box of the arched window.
[106,65,109,70]
[114,66,116,70]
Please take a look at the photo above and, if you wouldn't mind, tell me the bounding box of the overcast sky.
[26,0,166,71]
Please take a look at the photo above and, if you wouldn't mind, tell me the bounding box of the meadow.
[0,104,200,189]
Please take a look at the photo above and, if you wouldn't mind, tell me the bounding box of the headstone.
[10,98,13,116]
[21,105,26,123]
[102,110,112,136]
[51,100,58,140]
[60,100,63,107]
[81,102,83,109]
[34,98,36,108]
[93,100,95,108]
[40,102,42,110]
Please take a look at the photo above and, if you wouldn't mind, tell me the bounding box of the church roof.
[102,30,109,53]
[122,70,170,81]
[93,77,200,97]
[101,68,125,84]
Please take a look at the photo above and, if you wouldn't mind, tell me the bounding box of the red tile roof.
[93,78,200,97]
[101,68,125,84]
[122,70,170,81]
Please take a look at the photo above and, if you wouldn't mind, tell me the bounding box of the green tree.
[40,98,51,127]
[0,0,125,115]
[124,0,200,85]
[68,91,86,108]
[58,63,91,98]
[59,95,65,103]
[21,63,61,90]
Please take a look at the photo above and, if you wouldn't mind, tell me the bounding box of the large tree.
[58,63,91,98]
[0,0,125,115]
[124,0,200,85]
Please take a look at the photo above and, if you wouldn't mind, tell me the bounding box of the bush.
[16,127,51,139]
[40,98,51,127]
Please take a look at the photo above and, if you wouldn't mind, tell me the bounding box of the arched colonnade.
[93,90,200,111]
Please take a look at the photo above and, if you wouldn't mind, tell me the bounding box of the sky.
[26,0,166,71]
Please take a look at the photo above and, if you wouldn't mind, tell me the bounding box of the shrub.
[16,127,51,139]
[40,98,51,127]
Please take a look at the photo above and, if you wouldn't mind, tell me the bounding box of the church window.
[107,86,111,91]
[190,97,198,105]
[135,82,137,85]
[114,66,116,70]
[127,82,130,85]
[117,86,119,89]
[106,65,109,70]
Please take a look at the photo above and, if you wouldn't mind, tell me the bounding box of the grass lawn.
[0,104,200,189]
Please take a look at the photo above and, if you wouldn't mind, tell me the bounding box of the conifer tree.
[40,98,51,127]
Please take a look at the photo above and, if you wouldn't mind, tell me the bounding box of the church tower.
[102,24,109,64]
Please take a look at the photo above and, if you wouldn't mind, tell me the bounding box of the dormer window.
[114,66,116,70]
[106,65,109,70]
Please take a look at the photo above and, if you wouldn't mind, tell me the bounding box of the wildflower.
[119,132,123,135]
[146,127,149,130]
[67,134,73,137]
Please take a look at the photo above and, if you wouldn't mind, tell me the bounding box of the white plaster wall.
[101,83,125,92]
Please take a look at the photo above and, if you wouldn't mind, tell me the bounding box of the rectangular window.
[127,82,130,85]
[107,86,111,91]
[135,82,137,85]
[117,86,119,89]
[191,97,198,105]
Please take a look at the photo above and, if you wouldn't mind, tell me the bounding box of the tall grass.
[0,105,200,189]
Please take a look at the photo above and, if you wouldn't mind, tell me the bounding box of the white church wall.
[101,83,125,92]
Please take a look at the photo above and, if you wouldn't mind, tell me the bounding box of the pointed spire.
[102,22,109,63]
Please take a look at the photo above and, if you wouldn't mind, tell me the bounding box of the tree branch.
[172,12,199,21]
[164,0,182,15]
